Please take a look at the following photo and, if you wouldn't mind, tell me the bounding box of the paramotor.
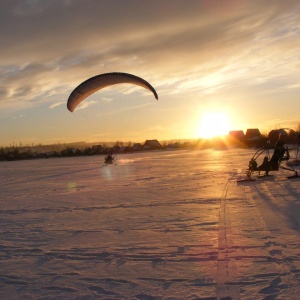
[238,128,299,182]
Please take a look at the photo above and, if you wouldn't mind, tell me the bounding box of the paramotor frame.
[240,128,299,181]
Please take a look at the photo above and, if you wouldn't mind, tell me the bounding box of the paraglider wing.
[67,72,158,112]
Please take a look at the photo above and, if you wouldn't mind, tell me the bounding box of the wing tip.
[67,103,74,112]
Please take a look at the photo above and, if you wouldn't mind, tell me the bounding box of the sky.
[1,0,300,146]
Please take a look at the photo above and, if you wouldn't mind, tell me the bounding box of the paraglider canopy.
[67,72,158,112]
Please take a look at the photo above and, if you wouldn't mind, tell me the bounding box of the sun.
[197,112,230,139]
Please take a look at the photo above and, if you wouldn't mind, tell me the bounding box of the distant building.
[229,130,245,140]
[92,144,104,152]
[268,129,288,146]
[143,139,161,150]
[61,148,81,156]
[245,128,262,147]
[245,129,261,140]
[229,130,245,146]
[132,143,142,151]
[167,142,181,149]
[119,146,131,153]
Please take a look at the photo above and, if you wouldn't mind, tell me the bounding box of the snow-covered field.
[1,148,300,300]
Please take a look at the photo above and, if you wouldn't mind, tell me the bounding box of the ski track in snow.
[217,180,241,299]
[0,149,300,299]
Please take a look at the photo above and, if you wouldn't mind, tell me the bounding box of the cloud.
[13,114,25,120]
[76,100,97,110]
[49,102,65,109]
[2,2,299,78]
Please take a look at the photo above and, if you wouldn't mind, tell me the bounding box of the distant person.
[105,152,114,164]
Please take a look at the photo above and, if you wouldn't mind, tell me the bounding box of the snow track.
[217,180,241,299]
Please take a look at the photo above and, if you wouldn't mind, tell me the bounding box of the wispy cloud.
[49,102,65,109]
[76,100,97,110]
[13,114,25,120]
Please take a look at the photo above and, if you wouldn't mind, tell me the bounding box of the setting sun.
[198,112,230,139]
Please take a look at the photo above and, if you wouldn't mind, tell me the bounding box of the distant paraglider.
[104,152,116,165]
[67,72,158,112]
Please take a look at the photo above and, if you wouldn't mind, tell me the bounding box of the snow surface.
[1,148,300,300]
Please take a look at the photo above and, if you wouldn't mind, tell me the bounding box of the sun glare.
[198,112,230,139]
